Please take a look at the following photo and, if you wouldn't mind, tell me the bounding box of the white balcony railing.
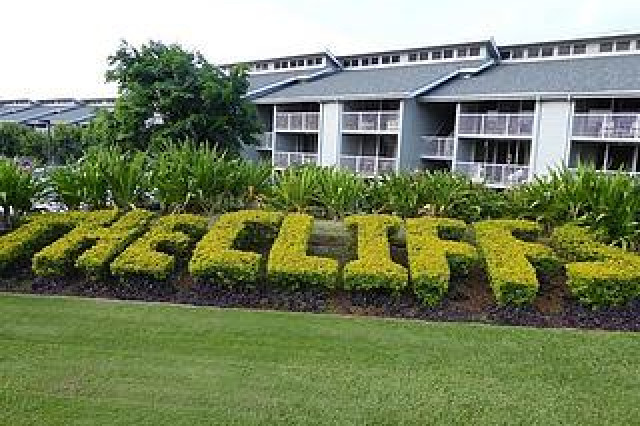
[273,151,318,169]
[455,162,531,187]
[421,136,454,159]
[275,112,319,132]
[572,113,640,140]
[342,111,400,133]
[256,132,274,150]
[339,155,397,177]
[458,113,534,137]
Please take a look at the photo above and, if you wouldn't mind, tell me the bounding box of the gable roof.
[422,54,640,100]
[252,60,485,103]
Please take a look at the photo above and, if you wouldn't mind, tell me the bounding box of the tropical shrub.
[0,158,44,226]
[474,219,558,305]
[32,209,153,276]
[267,213,339,289]
[111,214,209,280]
[550,224,640,307]
[314,167,366,219]
[343,214,408,291]
[507,166,640,249]
[267,166,319,213]
[188,210,283,284]
[406,217,476,306]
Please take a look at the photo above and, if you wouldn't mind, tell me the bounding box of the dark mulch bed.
[1,267,639,332]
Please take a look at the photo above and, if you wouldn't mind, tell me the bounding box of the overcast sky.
[2,0,639,99]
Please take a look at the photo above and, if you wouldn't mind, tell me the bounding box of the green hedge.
[406,217,476,306]
[343,214,408,291]
[267,213,339,289]
[110,214,209,280]
[188,210,283,284]
[0,210,117,273]
[474,219,557,306]
[551,224,640,307]
[32,209,153,276]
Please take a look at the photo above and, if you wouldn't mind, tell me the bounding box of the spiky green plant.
[508,165,640,248]
[0,158,44,226]
[267,166,320,213]
[314,167,366,219]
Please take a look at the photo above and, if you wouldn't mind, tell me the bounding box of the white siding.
[319,102,341,166]
[534,100,571,176]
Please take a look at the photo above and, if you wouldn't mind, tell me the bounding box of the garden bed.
[2,267,639,331]
[1,209,639,331]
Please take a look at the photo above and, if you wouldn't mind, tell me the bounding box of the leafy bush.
[0,158,44,226]
[149,142,271,213]
[507,166,640,249]
[111,214,209,280]
[50,145,148,210]
[188,210,283,284]
[32,209,153,276]
[406,217,476,306]
[474,219,558,305]
[551,224,640,307]
[267,213,339,289]
[267,166,319,213]
[314,167,366,219]
[343,214,408,291]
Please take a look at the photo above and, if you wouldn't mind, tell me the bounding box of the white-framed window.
[527,47,540,58]
[541,47,554,57]
[558,45,571,56]
[457,48,467,58]
[469,47,480,57]
[573,44,587,54]
[599,42,613,53]
[616,40,631,51]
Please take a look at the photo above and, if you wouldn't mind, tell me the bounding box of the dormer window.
[573,44,586,54]
[616,40,631,51]
[599,42,613,53]
[541,47,553,57]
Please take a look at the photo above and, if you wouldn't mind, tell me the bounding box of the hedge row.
[474,220,558,306]
[32,209,153,276]
[3,210,640,308]
[551,224,640,307]
[111,214,209,280]
[406,217,476,306]
[188,210,283,284]
[267,213,339,289]
[343,215,408,291]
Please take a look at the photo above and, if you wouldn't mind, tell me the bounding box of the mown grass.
[0,294,638,425]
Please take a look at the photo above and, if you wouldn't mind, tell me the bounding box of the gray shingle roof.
[424,55,640,99]
[26,106,97,124]
[248,69,327,92]
[253,61,484,103]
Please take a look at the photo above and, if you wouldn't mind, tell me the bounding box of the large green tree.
[106,40,260,153]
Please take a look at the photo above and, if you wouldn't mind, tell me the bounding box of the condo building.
[240,32,640,187]
[2,32,640,187]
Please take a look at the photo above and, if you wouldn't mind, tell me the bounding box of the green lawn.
[0,295,639,425]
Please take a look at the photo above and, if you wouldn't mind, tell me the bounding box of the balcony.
[256,132,274,150]
[273,151,318,169]
[339,155,397,177]
[458,113,534,138]
[455,162,530,187]
[275,112,319,132]
[421,136,454,159]
[342,111,400,133]
[572,113,640,140]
